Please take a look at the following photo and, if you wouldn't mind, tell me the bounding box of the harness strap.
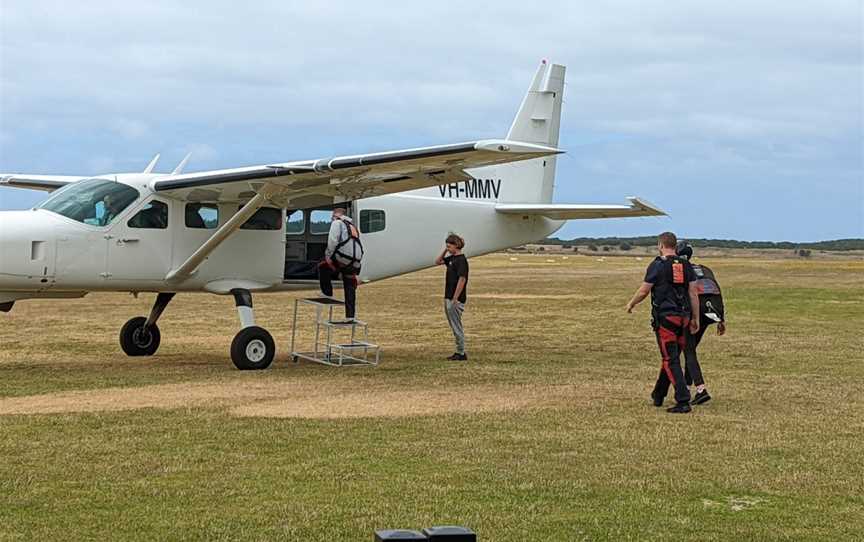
[331,217,363,269]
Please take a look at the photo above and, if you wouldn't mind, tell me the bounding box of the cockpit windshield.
[39,178,140,226]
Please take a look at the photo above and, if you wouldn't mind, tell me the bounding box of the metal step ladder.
[289,297,380,367]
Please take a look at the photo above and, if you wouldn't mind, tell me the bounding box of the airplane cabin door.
[106,198,173,283]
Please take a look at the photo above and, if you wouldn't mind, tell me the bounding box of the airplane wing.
[0,175,83,192]
[161,139,560,283]
[494,197,666,220]
[151,139,561,206]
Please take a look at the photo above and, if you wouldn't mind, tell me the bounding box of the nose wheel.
[120,316,161,356]
[119,293,174,357]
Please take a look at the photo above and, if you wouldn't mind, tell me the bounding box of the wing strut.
[165,187,273,283]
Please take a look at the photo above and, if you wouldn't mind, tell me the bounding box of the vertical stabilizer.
[507,61,565,148]
[494,61,565,203]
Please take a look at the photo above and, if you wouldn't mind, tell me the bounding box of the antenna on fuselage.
[143,154,161,174]
[171,153,192,175]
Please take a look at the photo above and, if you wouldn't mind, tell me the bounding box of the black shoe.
[446,353,468,361]
[691,390,712,405]
[666,403,692,414]
[651,392,664,407]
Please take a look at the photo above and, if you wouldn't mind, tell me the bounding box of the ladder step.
[332,342,378,349]
[322,319,366,325]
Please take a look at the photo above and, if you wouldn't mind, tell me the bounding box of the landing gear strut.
[120,292,175,356]
[229,288,275,370]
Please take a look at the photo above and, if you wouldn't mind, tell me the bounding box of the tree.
[619,242,632,251]
[587,244,598,252]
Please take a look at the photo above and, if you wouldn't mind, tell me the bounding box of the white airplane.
[0,61,664,369]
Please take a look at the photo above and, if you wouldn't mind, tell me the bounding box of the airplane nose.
[0,210,56,289]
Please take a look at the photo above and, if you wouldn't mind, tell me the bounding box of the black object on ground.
[422,525,477,541]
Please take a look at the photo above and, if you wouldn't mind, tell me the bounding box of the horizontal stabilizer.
[495,197,666,220]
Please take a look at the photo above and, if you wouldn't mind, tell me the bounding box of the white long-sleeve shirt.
[325,217,351,260]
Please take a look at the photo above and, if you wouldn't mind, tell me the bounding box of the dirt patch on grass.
[0,381,575,418]
[230,384,573,419]
[470,293,592,300]
[0,382,288,416]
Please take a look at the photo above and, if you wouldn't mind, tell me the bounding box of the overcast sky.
[1,1,861,241]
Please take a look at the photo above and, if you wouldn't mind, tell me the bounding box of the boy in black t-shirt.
[435,234,469,361]
[626,232,701,413]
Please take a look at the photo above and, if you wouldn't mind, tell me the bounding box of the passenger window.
[286,210,304,234]
[185,203,219,229]
[128,200,168,229]
[239,206,282,230]
[359,209,385,233]
[310,210,332,235]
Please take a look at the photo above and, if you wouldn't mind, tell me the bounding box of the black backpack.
[650,255,692,317]
[693,263,725,323]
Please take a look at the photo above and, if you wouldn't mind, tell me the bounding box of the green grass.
[1,255,862,541]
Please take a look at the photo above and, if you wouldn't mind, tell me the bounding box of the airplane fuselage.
[0,174,562,303]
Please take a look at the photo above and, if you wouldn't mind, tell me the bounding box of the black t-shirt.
[644,256,696,315]
[444,254,469,303]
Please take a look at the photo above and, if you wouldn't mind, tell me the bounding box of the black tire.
[119,316,161,356]
[230,326,275,370]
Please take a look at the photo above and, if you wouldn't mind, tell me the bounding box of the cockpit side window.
[38,178,140,226]
[128,200,169,229]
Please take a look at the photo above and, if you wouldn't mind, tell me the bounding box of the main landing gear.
[228,288,275,370]
[119,289,275,370]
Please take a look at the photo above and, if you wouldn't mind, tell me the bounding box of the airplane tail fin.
[507,61,565,148]
[492,61,565,203]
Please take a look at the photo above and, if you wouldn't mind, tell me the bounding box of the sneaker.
[330,317,356,325]
[446,353,468,361]
[651,392,664,407]
[666,403,692,414]
[691,390,712,405]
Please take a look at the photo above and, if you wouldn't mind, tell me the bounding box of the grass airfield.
[1,254,862,541]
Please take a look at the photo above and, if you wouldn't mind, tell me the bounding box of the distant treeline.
[546,237,864,251]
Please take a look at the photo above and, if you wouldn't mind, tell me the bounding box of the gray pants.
[444,299,466,354]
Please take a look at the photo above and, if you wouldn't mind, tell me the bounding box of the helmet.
[676,241,693,260]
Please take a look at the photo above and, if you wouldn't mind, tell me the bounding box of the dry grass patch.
[0,379,578,419]
[230,384,576,419]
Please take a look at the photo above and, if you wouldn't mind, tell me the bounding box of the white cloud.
[109,118,150,140]
[0,0,861,239]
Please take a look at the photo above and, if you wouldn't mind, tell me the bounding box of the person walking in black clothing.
[435,234,469,361]
[319,208,364,321]
[676,242,727,405]
[626,232,701,413]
